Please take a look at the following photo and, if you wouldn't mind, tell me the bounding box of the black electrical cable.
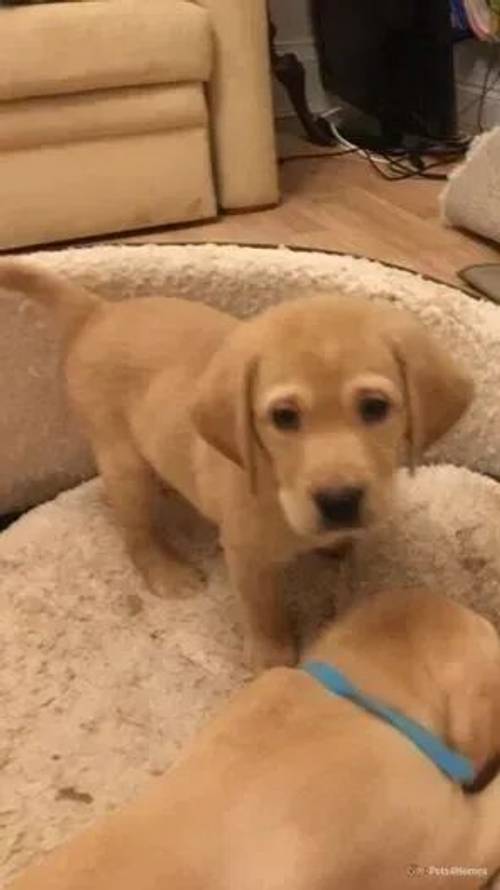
[280,144,460,180]
[279,113,469,181]
[279,146,455,179]
[376,148,463,180]
[279,148,357,164]
[360,149,451,181]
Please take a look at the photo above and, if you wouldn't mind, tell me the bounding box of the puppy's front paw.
[246,637,298,673]
[154,560,205,599]
[134,546,205,599]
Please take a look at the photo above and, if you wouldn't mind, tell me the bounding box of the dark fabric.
[310,0,456,140]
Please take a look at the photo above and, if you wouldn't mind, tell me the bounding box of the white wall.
[455,41,500,131]
[269,0,500,131]
[268,0,328,118]
[269,0,310,41]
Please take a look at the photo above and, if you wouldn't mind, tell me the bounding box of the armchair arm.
[195,0,279,210]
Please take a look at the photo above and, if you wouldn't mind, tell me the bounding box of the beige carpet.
[2,244,500,884]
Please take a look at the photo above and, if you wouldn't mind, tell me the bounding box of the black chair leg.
[268,14,334,146]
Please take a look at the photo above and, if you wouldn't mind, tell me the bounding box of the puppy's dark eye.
[359,395,390,424]
[271,405,301,431]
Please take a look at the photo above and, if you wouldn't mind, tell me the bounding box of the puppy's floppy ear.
[387,310,474,468]
[191,335,259,491]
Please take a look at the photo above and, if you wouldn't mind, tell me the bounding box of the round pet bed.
[2,244,500,883]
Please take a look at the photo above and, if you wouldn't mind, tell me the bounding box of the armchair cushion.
[0,0,211,101]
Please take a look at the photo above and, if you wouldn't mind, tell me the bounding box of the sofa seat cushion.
[0,0,211,102]
[0,83,208,150]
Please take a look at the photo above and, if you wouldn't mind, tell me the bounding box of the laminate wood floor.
[126,143,499,287]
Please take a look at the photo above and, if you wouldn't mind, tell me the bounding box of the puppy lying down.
[7,589,500,890]
[0,262,473,668]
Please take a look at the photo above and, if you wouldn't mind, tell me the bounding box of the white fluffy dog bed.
[2,244,500,884]
[441,126,500,245]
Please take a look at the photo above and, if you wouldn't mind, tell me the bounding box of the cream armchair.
[0,0,279,248]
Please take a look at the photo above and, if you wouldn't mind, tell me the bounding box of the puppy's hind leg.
[96,439,203,599]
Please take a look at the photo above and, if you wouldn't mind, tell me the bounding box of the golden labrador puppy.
[7,589,500,890]
[0,262,473,668]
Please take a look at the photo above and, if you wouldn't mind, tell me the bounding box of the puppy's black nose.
[313,486,364,529]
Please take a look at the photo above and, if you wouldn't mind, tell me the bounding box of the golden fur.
[7,589,500,890]
[0,261,473,668]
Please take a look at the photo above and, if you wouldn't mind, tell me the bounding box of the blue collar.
[302,660,475,786]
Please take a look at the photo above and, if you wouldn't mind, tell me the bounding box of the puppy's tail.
[0,259,102,339]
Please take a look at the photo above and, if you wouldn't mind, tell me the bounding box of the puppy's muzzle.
[313,486,364,530]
